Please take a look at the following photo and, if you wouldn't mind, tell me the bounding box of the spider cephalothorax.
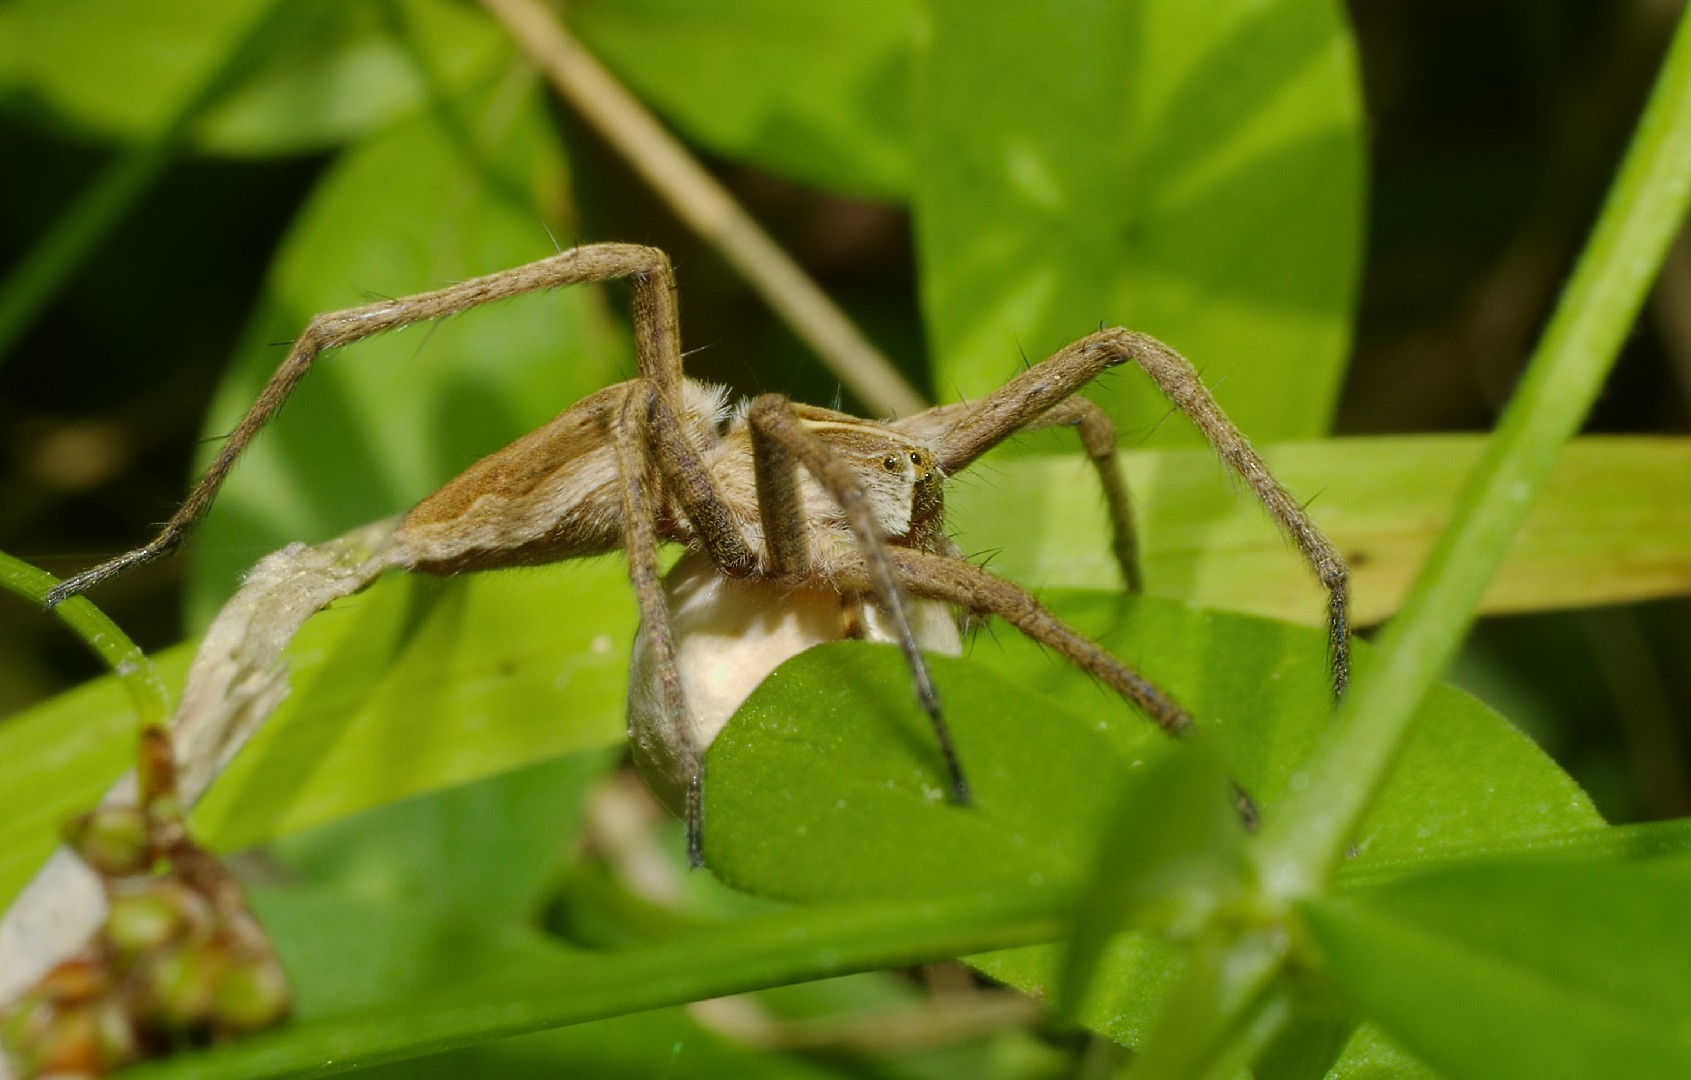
[46,243,1350,865]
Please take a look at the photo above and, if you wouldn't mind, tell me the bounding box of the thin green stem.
[127,888,1066,1080]
[0,550,168,728]
[1124,926,1290,1080]
[1139,15,1691,1072]
[1256,9,1691,897]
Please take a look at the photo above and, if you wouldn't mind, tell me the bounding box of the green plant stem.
[1124,928,1290,1080]
[128,887,1067,1080]
[0,551,168,728]
[1132,14,1691,1071]
[0,0,290,368]
[1256,6,1691,899]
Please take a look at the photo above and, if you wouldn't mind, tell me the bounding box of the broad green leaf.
[189,568,632,853]
[947,435,1691,627]
[914,0,1364,440]
[193,1,509,156]
[574,0,916,200]
[0,0,270,133]
[0,0,510,156]
[244,764,1055,1080]
[704,594,1600,1046]
[188,83,625,624]
[1325,1026,1442,1080]
[704,643,1174,900]
[351,1009,865,1080]
[0,564,633,912]
[272,748,620,925]
[1255,1007,1359,1080]
[1303,853,1691,1080]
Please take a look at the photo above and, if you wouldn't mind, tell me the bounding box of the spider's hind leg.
[1020,395,1142,593]
[923,328,1350,701]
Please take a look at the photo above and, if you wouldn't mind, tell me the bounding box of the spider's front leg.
[43,244,703,605]
[613,387,709,867]
[917,328,1352,700]
[741,395,972,807]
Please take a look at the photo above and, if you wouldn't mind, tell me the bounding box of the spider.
[46,243,1350,865]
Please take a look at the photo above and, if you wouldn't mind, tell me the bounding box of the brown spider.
[46,243,1349,865]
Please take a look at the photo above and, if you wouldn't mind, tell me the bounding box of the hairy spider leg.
[908,329,1350,700]
[45,244,695,606]
[746,396,969,806]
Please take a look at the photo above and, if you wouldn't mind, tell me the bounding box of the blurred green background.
[1,0,1688,827]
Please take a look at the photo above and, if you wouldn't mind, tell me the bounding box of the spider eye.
[882,454,900,472]
[909,451,922,465]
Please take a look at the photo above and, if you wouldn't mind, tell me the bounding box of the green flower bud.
[104,880,212,967]
[138,938,221,1031]
[64,807,152,877]
[212,952,291,1034]
[0,991,53,1068]
[19,1001,99,1078]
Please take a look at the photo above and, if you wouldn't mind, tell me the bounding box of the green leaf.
[1303,853,1691,1080]
[193,1,510,156]
[271,748,620,925]
[946,435,1691,627]
[187,82,625,624]
[349,1009,868,1080]
[0,0,510,156]
[574,0,917,200]
[0,564,633,912]
[0,645,192,910]
[188,567,633,854]
[1324,1025,1442,1080]
[705,593,1600,1046]
[913,0,1364,440]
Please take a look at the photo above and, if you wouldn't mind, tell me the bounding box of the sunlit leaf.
[0,563,633,912]
[1304,853,1691,1080]
[914,0,1364,440]
[271,748,620,925]
[705,594,1600,1046]
[948,435,1691,627]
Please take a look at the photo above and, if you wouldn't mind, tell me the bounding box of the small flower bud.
[0,991,53,1069]
[104,881,199,962]
[212,952,291,1034]
[64,807,152,877]
[15,1001,99,1078]
[137,938,222,1031]
[35,957,107,1004]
